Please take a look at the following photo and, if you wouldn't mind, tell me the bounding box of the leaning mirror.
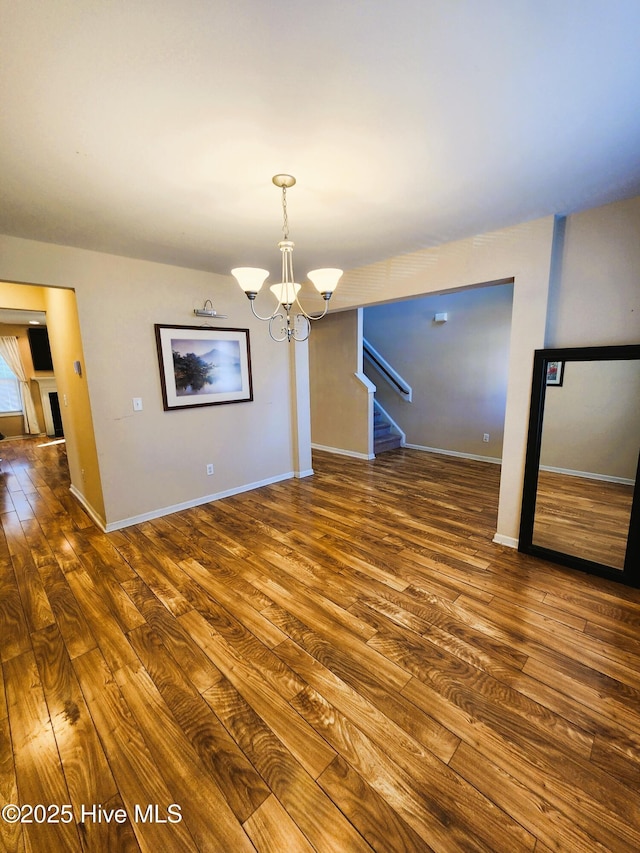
[519,345,640,587]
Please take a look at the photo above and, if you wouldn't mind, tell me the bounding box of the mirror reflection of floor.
[532,470,634,570]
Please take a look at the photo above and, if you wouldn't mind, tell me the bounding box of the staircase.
[374,406,402,454]
[363,338,408,455]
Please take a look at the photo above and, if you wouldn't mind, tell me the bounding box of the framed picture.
[155,325,253,410]
[546,360,564,387]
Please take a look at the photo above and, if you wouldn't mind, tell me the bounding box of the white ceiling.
[1,1,640,284]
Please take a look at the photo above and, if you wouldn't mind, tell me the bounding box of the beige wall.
[324,215,557,545]
[0,236,295,529]
[315,198,640,544]
[44,286,106,520]
[1,194,638,542]
[546,196,640,348]
[0,283,105,518]
[288,339,314,477]
[0,282,48,312]
[309,309,372,458]
[0,217,560,544]
[540,359,640,481]
[363,284,513,460]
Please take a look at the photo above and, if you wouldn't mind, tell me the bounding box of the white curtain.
[0,336,41,435]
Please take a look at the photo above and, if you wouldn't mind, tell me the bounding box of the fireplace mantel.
[33,375,58,436]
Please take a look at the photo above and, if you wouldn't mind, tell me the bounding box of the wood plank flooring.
[1,437,640,852]
[533,470,634,569]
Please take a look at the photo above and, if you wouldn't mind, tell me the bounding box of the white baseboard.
[540,465,634,486]
[69,485,108,531]
[312,443,375,460]
[405,443,502,465]
[493,533,518,549]
[99,471,296,532]
[295,468,314,479]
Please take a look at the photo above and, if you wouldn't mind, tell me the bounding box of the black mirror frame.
[518,344,640,588]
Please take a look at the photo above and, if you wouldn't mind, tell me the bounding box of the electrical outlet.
[483,433,490,442]
[206,463,214,475]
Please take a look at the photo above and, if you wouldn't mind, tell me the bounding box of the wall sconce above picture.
[232,175,343,343]
[194,299,228,320]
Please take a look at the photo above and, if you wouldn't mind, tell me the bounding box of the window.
[0,354,22,413]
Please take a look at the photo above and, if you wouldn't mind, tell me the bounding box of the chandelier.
[232,175,343,342]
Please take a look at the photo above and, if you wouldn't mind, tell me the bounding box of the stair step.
[375,434,402,454]
[374,423,392,437]
[373,406,402,454]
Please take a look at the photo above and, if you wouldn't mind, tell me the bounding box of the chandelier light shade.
[269,281,301,304]
[232,175,343,342]
[308,268,343,294]
[231,268,270,295]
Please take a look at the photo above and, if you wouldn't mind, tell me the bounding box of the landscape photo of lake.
[155,325,253,410]
[171,337,242,396]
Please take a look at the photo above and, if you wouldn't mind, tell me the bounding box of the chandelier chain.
[281,186,289,240]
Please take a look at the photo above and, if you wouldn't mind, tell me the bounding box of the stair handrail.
[363,338,412,401]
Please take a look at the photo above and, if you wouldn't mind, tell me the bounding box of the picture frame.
[545,360,564,387]
[155,325,253,410]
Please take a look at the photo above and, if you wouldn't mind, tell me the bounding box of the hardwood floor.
[1,437,640,852]
[533,470,634,569]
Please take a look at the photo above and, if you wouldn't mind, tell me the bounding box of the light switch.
[132,397,143,411]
